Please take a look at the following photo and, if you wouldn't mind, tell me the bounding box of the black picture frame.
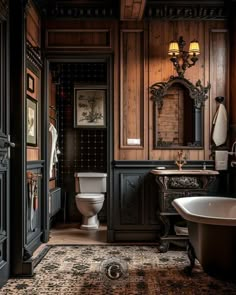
[27,73,35,93]
[27,96,37,146]
[74,85,106,128]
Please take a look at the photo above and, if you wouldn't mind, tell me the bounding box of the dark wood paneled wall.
[26,1,41,161]
[117,20,229,161]
[45,20,116,52]
[148,21,228,162]
[44,18,230,162]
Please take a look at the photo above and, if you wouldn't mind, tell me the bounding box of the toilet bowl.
[74,172,107,230]
[75,193,104,229]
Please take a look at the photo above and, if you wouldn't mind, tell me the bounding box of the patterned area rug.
[0,245,236,295]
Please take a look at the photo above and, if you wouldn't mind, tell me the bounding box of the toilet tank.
[74,172,107,193]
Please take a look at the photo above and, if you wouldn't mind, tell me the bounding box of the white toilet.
[74,172,107,230]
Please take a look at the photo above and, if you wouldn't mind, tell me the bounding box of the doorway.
[45,55,113,243]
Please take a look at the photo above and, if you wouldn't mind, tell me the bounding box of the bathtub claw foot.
[184,265,193,275]
[158,241,169,253]
[185,241,196,275]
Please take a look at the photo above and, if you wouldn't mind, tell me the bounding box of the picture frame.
[27,73,35,93]
[27,96,37,146]
[74,86,106,128]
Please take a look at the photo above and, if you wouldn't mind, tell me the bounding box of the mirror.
[150,76,210,149]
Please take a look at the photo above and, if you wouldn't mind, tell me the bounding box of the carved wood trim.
[120,0,146,21]
[26,40,42,70]
[42,2,117,19]
[150,76,211,111]
[145,1,227,20]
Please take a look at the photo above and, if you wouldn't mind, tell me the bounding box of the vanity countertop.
[151,169,219,175]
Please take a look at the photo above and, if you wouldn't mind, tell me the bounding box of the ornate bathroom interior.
[1,0,236,292]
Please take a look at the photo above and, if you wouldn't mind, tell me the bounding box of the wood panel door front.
[0,3,14,286]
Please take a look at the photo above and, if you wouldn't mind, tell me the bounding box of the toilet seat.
[76,193,104,202]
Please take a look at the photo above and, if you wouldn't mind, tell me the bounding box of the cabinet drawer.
[168,176,201,189]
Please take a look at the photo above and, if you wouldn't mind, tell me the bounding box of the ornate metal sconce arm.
[168,36,200,77]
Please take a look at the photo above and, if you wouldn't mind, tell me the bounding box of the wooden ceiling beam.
[120,0,146,21]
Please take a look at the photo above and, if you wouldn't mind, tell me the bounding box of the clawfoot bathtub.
[172,196,236,278]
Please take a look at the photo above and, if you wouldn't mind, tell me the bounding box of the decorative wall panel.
[120,174,144,225]
[120,29,145,149]
[46,29,111,49]
[26,1,40,47]
[209,29,229,146]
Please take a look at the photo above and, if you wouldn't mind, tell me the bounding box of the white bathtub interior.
[172,196,236,226]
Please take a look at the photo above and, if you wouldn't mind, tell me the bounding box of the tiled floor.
[47,222,108,245]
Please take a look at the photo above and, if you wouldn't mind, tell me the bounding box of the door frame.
[0,0,10,286]
[42,54,114,240]
[9,0,27,276]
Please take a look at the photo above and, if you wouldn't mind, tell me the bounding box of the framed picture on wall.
[27,73,35,93]
[27,96,37,146]
[74,86,106,128]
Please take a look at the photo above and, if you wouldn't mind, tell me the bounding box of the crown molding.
[145,1,228,20]
[35,0,118,19]
[26,40,42,71]
[32,0,233,20]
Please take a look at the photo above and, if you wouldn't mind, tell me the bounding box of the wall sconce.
[168,36,200,77]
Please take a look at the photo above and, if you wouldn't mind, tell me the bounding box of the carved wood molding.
[120,0,146,21]
[150,76,211,111]
[0,0,8,21]
[40,1,118,19]
[155,174,217,191]
[168,176,200,189]
[26,40,42,70]
[145,1,228,20]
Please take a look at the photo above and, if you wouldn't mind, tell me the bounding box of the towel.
[49,123,60,178]
[212,104,228,146]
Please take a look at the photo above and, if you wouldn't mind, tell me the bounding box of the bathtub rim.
[172,196,236,226]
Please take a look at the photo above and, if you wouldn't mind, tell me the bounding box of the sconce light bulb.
[189,40,200,56]
[168,41,180,56]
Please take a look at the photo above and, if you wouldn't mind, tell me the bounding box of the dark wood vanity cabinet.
[110,162,218,245]
[152,171,218,252]
[110,164,161,242]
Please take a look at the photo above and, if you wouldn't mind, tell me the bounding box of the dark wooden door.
[0,2,14,286]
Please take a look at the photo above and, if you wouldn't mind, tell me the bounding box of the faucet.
[228,140,236,167]
[228,140,236,156]
[175,151,187,170]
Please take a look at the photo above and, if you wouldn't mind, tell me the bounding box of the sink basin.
[151,169,219,175]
